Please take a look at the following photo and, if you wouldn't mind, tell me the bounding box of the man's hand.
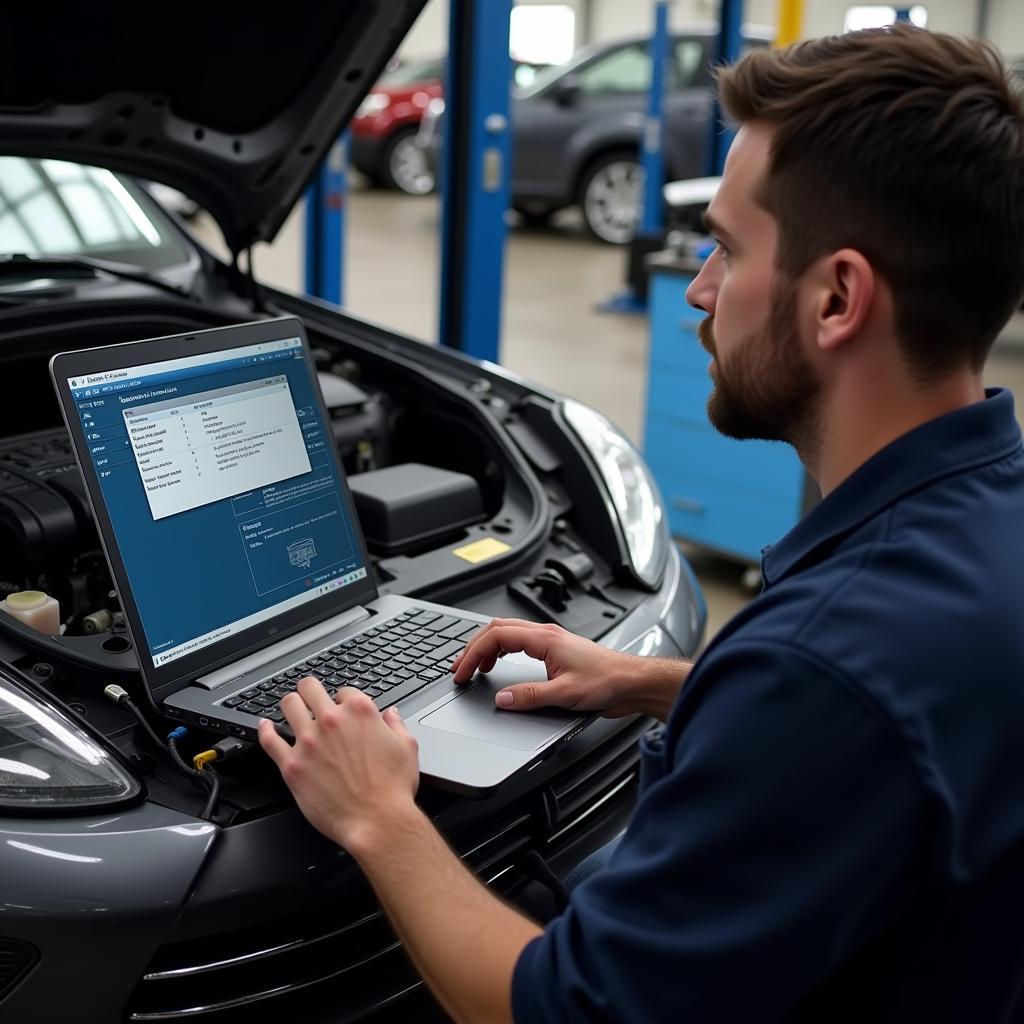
[452,618,691,721]
[257,678,419,852]
[259,675,540,1024]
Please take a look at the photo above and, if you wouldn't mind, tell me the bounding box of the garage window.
[843,6,928,32]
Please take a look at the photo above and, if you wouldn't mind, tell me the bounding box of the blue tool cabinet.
[643,253,813,564]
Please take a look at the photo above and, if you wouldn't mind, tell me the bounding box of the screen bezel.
[50,316,378,707]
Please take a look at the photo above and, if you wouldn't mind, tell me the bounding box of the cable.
[103,687,223,821]
[168,728,222,823]
[103,684,166,750]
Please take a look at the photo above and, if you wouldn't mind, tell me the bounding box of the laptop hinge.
[195,605,371,691]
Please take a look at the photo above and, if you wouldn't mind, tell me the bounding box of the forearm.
[623,655,691,722]
[349,802,543,1024]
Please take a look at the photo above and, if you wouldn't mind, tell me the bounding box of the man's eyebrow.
[702,210,738,247]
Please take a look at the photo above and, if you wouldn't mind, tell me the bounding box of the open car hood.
[0,1,429,254]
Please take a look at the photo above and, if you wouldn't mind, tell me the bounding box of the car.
[351,56,445,195]
[418,26,771,243]
[0,4,705,1022]
[352,57,550,195]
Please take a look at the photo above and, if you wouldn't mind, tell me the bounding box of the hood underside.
[0,1,430,253]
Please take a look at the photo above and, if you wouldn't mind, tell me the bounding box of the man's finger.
[451,618,549,678]
[452,624,556,683]
[495,679,579,712]
[383,705,412,739]
[280,691,316,738]
[257,717,292,764]
[297,675,335,716]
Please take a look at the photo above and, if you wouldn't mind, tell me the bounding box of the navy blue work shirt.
[513,389,1024,1023]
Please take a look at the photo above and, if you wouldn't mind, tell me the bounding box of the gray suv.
[419,27,770,243]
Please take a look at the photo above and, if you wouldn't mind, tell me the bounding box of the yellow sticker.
[452,537,512,564]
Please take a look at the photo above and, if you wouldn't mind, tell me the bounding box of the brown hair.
[717,24,1024,380]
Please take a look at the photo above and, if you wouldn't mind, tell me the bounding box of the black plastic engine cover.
[0,429,89,565]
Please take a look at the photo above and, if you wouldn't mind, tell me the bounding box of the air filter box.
[348,463,485,554]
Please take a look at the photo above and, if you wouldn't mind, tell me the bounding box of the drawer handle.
[672,496,706,514]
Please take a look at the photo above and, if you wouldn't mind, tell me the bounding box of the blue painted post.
[595,0,672,316]
[894,9,913,21]
[640,0,671,235]
[438,0,513,362]
[303,133,348,306]
[707,0,745,176]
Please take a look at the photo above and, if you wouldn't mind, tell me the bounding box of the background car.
[352,57,549,195]
[0,3,705,1020]
[419,27,770,243]
[351,56,445,195]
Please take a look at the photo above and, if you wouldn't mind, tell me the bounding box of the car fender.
[0,804,218,1024]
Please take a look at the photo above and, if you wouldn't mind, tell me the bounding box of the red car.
[351,57,444,194]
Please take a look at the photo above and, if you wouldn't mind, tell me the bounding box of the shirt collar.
[761,388,1022,587]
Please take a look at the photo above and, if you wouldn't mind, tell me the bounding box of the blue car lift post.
[304,133,348,306]
[438,0,513,364]
[707,0,745,177]
[597,0,672,316]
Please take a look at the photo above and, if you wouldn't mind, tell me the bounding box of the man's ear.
[809,249,875,354]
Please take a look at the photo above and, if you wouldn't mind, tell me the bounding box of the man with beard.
[259,24,1024,1024]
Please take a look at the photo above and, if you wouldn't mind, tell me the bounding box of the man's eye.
[716,242,730,259]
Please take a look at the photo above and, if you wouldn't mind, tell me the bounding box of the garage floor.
[191,188,1024,647]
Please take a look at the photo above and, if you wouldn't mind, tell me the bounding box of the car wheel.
[381,128,435,195]
[578,152,644,244]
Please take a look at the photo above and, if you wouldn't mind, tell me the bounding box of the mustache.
[698,317,716,357]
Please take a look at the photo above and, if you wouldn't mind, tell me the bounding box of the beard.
[698,278,820,448]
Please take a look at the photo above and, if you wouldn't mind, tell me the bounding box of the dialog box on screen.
[123,375,311,521]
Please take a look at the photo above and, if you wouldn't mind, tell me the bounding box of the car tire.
[380,127,435,195]
[578,151,644,245]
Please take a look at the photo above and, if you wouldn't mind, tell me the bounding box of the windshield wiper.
[0,253,194,301]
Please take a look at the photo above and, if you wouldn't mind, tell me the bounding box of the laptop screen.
[65,334,368,668]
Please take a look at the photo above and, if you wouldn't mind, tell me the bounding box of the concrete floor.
[191,187,1024,647]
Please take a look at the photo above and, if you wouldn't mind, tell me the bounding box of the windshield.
[0,157,191,270]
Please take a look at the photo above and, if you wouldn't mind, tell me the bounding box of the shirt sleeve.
[512,641,924,1024]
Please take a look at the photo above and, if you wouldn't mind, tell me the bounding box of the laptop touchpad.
[417,655,580,751]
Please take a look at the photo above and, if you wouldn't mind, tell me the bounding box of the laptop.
[50,317,591,796]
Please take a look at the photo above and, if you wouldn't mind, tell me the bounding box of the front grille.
[0,937,39,1002]
[126,719,648,1022]
[126,814,536,1022]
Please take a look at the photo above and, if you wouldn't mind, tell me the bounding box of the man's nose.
[685,257,718,316]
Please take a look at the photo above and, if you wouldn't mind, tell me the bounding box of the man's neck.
[802,371,986,496]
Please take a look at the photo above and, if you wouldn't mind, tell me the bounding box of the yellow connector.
[193,749,218,772]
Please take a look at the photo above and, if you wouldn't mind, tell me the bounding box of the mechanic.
[258,25,1024,1023]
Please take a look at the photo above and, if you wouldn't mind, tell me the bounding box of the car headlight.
[0,670,140,811]
[426,97,446,118]
[560,399,670,590]
[355,92,391,119]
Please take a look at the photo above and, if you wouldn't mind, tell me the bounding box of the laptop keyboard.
[217,609,481,723]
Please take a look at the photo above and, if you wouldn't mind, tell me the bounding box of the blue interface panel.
[67,337,367,667]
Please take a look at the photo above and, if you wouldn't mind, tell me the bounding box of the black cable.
[200,770,221,820]
[123,697,167,751]
[168,734,221,823]
[104,687,222,821]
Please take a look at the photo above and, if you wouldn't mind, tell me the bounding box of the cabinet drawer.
[649,464,803,563]
[649,276,709,374]
[644,414,804,501]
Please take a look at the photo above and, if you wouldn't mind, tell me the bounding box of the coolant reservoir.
[1,591,60,635]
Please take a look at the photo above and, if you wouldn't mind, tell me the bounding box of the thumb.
[495,679,571,712]
[383,705,413,739]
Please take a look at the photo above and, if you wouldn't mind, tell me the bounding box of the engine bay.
[0,299,656,821]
